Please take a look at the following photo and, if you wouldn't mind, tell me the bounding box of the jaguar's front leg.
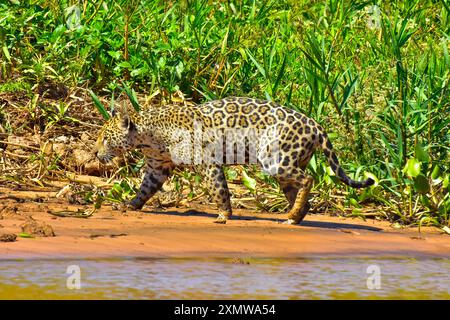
[128,159,174,210]
[200,164,232,224]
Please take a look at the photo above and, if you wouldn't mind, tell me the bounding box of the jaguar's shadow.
[299,220,382,232]
[141,209,382,232]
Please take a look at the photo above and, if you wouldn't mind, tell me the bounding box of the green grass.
[0,0,448,226]
[0,80,32,93]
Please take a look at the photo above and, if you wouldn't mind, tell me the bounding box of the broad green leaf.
[431,165,441,180]
[118,61,132,69]
[226,169,238,180]
[242,170,256,192]
[18,233,33,238]
[2,46,11,62]
[415,143,430,162]
[414,174,430,194]
[108,50,122,60]
[402,158,421,178]
[131,68,143,77]
[194,174,202,185]
[420,195,431,208]
[175,61,184,79]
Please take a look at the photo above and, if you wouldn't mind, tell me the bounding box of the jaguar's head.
[95,111,137,164]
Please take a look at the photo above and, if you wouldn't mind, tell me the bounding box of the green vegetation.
[0,0,448,227]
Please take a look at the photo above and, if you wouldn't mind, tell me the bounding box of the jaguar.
[95,97,374,224]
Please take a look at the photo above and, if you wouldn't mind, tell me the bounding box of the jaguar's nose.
[96,153,108,164]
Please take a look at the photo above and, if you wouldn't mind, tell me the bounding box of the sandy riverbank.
[1,190,449,260]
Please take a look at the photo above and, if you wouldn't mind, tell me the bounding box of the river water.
[0,257,449,299]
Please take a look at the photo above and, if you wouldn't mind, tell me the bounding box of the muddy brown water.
[1,195,449,299]
[0,257,449,299]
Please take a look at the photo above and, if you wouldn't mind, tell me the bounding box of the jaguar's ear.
[110,107,117,118]
[119,112,136,131]
[111,103,126,119]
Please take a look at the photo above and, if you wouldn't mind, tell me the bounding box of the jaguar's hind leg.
[200,164,232,224]
[280,184,298,210]
[285,176,313,224]
[277,175,313,225]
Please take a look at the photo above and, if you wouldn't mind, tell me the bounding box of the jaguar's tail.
[318,132,374,189]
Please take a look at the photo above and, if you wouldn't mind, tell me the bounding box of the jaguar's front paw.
[129,198,145,210]
[111,203,130,213]
[284,202,310,225]
[283,218,298,225]
[112,199,143,212]
[214,213,229,224]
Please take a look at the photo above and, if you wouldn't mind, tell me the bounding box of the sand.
[0,189,448,260]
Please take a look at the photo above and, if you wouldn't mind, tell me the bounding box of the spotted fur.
[95,97,374,224]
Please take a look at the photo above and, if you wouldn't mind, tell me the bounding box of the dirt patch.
[20,219,55,237]
[0,204,22,219]
[0,233,17,242]
[0,189,448,260]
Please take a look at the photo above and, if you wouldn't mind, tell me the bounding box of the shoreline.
[1,199,449,260]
